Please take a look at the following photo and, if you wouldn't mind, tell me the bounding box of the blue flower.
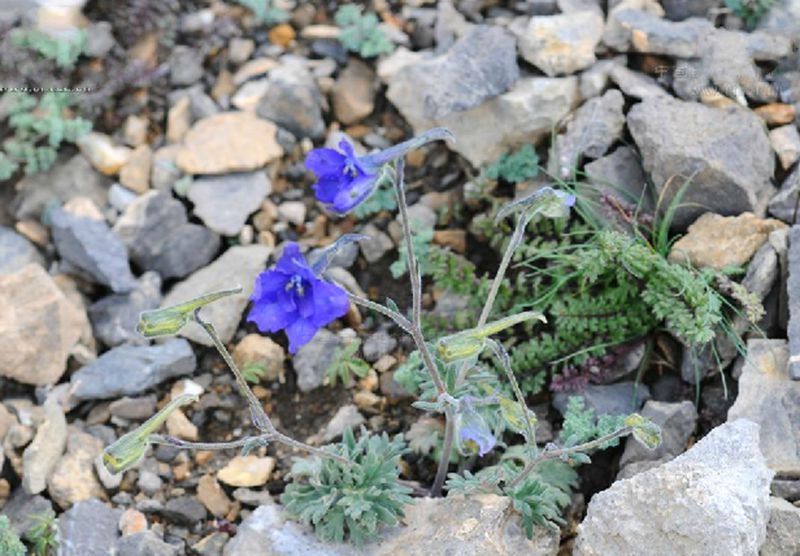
[306,139,379,215]
[457,401,496,457]
[247,243,349,354]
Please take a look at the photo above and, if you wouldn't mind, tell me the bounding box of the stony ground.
[1,0,800,555]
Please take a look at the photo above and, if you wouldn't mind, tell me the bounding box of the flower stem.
[149,434,258,451]
[506,427,633,491]
[344,291,414,334]
[487,339,537,455]
[431,408,454,497]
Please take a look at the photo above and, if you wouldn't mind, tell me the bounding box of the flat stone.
[387,25,518,124]
[550,89,624,178]
[117,531,180,556]
[789,226,800,379]
[627,96,774,229]
[12,154,110,220]
[768,165,800,223]
[231,78,269,112]
[58,498,121,556]
[317,404,365,444]
[51,207,137,292]
[175,112,283,175]
[119,145,152,194]
[188,171,270,236]
[161,496,207,526]
[619,400,697,473]
[668,212,786,270]
[88,271,162,347]
[518,11,605,76]
[770,124,800,170]
[581,145,651,211]
[293,329,342,392]
[114,191,220,280]
[21,401,67,494]
[48,430,107,509]
[70,339,197,401]
[728,339,800,473]
[575,419,773,556]
[762,497,800,556]
[197,474,232,516]
[169,45,204,86]
[332,59,377,125]
[363,330,398,362]
[0,226,43,274]
[193,532,230,556]
[109,395,158,421]
[755,103,797,126]
[552,381,651,417]
[608,64,668,99]
[77,132,132,176]
[217,455,276,488]
[0,264,88,385]
[232,334,285,382]
[2,491,53,539]
[255,61,325,139]
[166,408,198,441]
[160,245,272,346]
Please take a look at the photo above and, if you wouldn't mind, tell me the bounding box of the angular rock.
[161,245,271,345]
[581,145,650,210]
[619,400,697,473]
[175,112,283,175]
[359,224,394,263]
[232,334,285,382]
[169,45,204,86]
[0,264,87,385]
[77,132,132,176]
[109,395,158,421]
[12,154,110,220]
[255,61,326,139]
[728,339,800,473]
[608,64,668,99]
[0,226,43,274]
[769,124,800,170]
[48,430,107,509]
[88,271,162,347]
[787,226,800,379]
[197,474,232,516]
[768,165,800,223]
[187,172,270,236]
[660,0,719,20]
[363,330,398,362]
[117,531,180,556]
[217,456,275,488]
[293,329,342,392]
[552,381,650,417]
[51,208,137,292]
[627,96,774,228]
[550,89,624,178]
[2,491,53,539]
[161,496,207,526]
[21,401,67,495]
[317,404,365,444]
[757,0,800,39]
[387,25,518,124]
[575,419,773,556]
[58,498,121,556]
[668,212,786,270]
[518,11,604,76]
[332,59,377,125]
[119,145,152,194]
[114,191,220,280]
[761,497,800,556]
[70,339,197,401]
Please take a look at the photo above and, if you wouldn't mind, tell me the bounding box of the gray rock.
[578,58,622,100]
[434,0,472,51]
[359,224,394,263]
[188,172,270,236]
[788,226,800,379]
[331,59,377,125]
[117,531,180,556]
[757,0,800,40]
[12,154,109,220]
[575,419,773,556]
[310,241,359,269]
[618,400,697,474]
[160,245,272,346]
[109,395,158,421]
[22,401,67,494]
[627,96,774,229]
[762,497,800,556]
[256,61,325,139]
[293,329,342,392]
[2,491,53,538]
[84,21,116,58]
[387,25,518,124]
[549,89,625,179]
[70,339,197,401]
[768,165,800,223]
[108,183,139,212]
[88,271,162,347]
[161,496,207,526]
[318,404,366,443]
[51,208,137,292]
[660,0,720,20]
[608,64,668,100]
[58,498,122,556]
[137,468,163,496]
[771,478,800,501]
[728,339,800,474]
[517,11,605,76]
[582,146,651,210]
[114,191,220,280]
[363,330,398,362]
[169,46,205,86]
[0,226,43,274]
[553,381,651,417]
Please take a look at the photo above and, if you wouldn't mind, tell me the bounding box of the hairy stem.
[431,407,454,497]
[507,427,633,490]
[487,339,537,455]
[478,214,529,326]
[149,434,259,451]
[344,291,414,334]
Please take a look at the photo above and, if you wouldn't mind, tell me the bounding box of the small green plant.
[335,5,395,58]
[0,516,25,556]
[724,0,776,27]
[326,338,371,386]
[234,0,288,25]
[281,428,412,546]
[0,92,92,180]
[242,361,269,384]
[390,223,434,278]
[11,28,86,69]
[354,181,397,219]
[484,144,540,184]
[25,510,59,556]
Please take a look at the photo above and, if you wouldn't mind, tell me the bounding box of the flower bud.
[137,287,242,338]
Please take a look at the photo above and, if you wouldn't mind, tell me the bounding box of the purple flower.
[247,243,349,354]
[306,139,379,215]
[457,402,496,457]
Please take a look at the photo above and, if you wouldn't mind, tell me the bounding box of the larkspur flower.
[457,401,496,457]
[247,242,349,354]
[306,128,454,215]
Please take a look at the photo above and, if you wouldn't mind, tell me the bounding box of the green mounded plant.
[724,0,776,27]
[484,144,540,185]
[0,516,25,556]
[281,428,412,546]
[0,92,92,180]
[335,5,395,58]
[354,181,397,219]
[234,0,289,26]
[326,337,371,386]
[24,510,59,556]
[242,361,269,384]
[10,28,86,69]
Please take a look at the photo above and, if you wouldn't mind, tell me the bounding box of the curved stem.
[431,408,455,497]
[487,339,537,454]
[272,431,350,465]
[345,291,414,334]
